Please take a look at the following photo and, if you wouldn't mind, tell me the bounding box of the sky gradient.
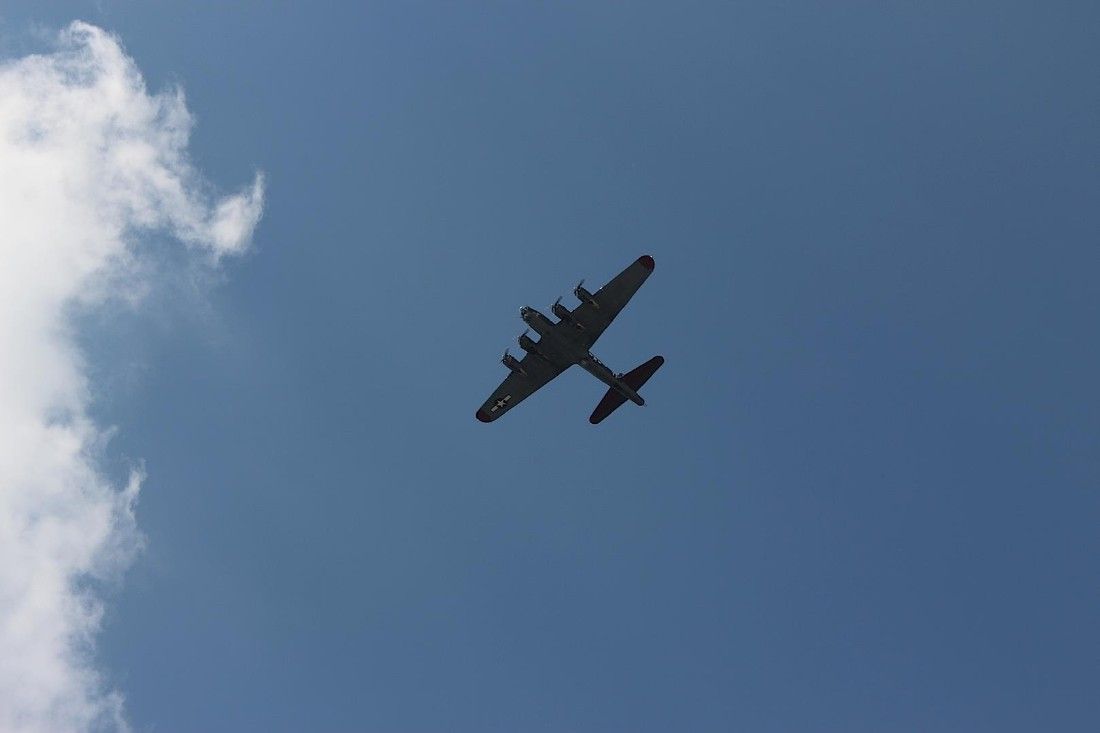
[1,3,1097,732]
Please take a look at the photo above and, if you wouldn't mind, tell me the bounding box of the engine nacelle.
[553,301,586,331]
[518,332,540,354]
[574,284,598,309]
[502,352,526,375]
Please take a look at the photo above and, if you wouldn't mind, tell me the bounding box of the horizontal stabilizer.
[621,355,665,391]
[589,356,665,424]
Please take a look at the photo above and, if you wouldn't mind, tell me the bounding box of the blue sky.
[2,3,1098,731]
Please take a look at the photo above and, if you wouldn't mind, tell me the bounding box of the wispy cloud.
[0,21,263,731]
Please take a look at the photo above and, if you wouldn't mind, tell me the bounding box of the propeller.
[575,278,599,309]
[502,347,527,375]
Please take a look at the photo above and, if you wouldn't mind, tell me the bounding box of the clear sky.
[1,3,1098,732]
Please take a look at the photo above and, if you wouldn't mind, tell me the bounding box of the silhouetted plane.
[477,255,664,424]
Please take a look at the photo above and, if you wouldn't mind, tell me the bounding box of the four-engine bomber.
[476,255,664,424]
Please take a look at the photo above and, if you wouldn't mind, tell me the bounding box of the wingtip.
[638,254,655,271]
[475,408,492,423]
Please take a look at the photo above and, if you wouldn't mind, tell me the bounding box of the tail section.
[589,356,665,424]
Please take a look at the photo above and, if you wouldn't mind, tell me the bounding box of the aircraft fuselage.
[520,306,644,406]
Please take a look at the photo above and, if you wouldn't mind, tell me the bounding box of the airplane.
[476,255,664,424]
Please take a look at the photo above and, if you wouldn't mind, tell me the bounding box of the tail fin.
[589,356,665,424]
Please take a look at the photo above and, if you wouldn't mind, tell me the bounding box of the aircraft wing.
[476,352,569,422]
[572,255,655,348]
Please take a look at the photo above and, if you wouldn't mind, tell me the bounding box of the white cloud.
[0,21,263,731]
